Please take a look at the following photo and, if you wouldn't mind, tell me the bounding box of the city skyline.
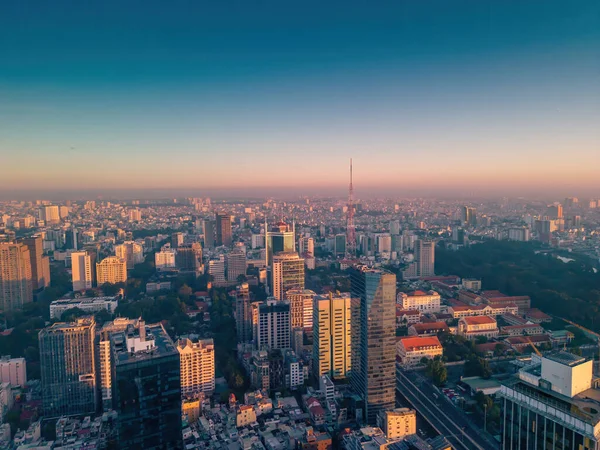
[1,0,599,194]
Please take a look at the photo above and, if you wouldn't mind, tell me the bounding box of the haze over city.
[1,0,599,197]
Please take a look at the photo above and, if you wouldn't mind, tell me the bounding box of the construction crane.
[525,336,542,357]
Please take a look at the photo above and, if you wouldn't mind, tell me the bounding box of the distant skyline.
[1,0,599,194]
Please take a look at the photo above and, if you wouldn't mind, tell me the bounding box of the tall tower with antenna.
[346,158,356,257]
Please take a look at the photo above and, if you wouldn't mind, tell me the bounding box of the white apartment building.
[397,290,441,313]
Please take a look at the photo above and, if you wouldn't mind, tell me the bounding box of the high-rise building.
[226,246,247,282]
[215,212,232,247]
[96,256,127,285]
[252,299,291,351]
[20,235,50,291]
[461,206,477,227]
[155,245,177,270]
[508,227,530,242]
[334,234,347,256]
[171,232,184,248]
[389,220,401,235]
[547,203,564,219]
[114,241,144,270]
[176,243,202,272]
[112,322,182,449]
[298,236,314,257]
[0,242,33,311]
[350,265,396,424]
[39,317,97,417]
[266,221,295,265]
[178,338,215,399]
[71,251,95,291]
[271,252,305,301]
[286,289,316,330]
[414,239,435,277]
[43,205,60,224]
[208,255,226,283]
[98,317,144,411]
[128,208,142,222]
[203,220,215,249]
[0,356,27,387]
[313,292,352,379]
[500,352,600,449]
[235,283,253,343]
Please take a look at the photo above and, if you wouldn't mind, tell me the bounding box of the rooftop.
[398,336,442,351]
[461,316,496,325]
[545,351,587,367]
[114,323,177,364]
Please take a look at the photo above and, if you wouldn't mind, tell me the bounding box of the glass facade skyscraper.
[39,317,97,418]
[350,265,397,424]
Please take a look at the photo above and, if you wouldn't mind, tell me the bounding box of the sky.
[0,0,599,198]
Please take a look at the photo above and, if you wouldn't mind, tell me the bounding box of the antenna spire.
[346,158,356,258]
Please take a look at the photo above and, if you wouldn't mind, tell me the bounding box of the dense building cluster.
[0,193,599,449]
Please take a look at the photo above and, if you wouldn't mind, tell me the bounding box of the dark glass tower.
[112,323,182,450]
[350,265,397,425]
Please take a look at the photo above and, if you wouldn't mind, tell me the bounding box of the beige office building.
[272,252,304,300]
[0,242,33,311]
[96,256,127,285]
[313,292,352,379]
[177,338,215,398]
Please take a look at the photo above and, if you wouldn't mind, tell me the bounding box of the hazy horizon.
[0,184,597,203]
[1,0,599,193]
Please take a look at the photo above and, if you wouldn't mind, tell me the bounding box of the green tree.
[464,356,492,378]
[425,358,447,386]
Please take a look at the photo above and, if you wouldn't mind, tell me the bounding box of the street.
[396,368,500,450]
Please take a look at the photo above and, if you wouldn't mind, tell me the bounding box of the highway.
[396,369,499,450]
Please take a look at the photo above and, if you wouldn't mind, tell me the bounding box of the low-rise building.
[396,309,421,325]
[377,407,416,439]
[408,322,449,336]
[448,303,518,319]
[236,404,257,427]
[49,295,119,319]
[505,334,552,351]
[397,290,441,313]
[524,308,552,323]
[500,324,545,336]
[457,316,499,340]
[396,336,443,368]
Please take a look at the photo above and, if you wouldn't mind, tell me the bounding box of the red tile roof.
[398,336,442,351]
[461,316,496,325]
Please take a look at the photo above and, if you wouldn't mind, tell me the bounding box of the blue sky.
[1,0,598,196]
